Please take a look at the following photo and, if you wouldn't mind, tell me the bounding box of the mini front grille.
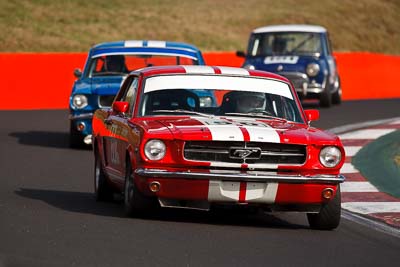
[184,141,306,165]
[99,95,115,107]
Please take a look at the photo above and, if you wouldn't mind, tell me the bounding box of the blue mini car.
[69,40,206,147]
[237,25,341,107]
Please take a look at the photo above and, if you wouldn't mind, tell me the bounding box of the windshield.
[248,32,322,56]
[86,54,198,77]
[139,75,304,123]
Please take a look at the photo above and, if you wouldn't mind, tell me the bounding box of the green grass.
[0,0,399,53]
[353,130,400,198]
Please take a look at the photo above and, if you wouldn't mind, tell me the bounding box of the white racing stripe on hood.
[194,117,244,141]
[227,117,281,143]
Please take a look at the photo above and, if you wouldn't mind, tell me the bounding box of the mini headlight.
[319,146,342,168]
[72,94,88,109]
[144,140,166,161]
[243,64,255,70]
[306,63,320,77]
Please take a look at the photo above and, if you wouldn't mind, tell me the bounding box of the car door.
[103,76,139,186]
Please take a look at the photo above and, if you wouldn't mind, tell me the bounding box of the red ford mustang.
[92,65,345,230]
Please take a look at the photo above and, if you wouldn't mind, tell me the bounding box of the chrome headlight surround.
[144,140,166,161]
[306,63,320,77]
[319,146,342,168]
[72,94,88,109]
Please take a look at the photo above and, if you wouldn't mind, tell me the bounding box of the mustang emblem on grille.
[229,148,262,159]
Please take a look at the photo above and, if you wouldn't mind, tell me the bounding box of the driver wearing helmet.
[235,92,266,113]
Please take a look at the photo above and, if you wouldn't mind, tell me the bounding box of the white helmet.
[235,92,266,113]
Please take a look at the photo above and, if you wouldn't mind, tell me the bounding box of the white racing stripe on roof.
[218,66,249,76]
[344,146,362,157]
[124,40,143,47]
[339,129,396,140]
[183,66,215,74]
[147,41,166,47]
[342,202,400,215]
[341,182,379,193]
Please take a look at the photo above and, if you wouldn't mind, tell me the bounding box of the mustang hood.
[139,116,339,145]
[90,76,126,95]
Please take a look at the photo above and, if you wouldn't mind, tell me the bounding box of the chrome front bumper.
[69,113,94,120]
[135,168,345,184]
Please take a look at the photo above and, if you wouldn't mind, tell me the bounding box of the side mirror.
[304,109,320,122]
[113,101,129,114]
[74,68,82,78]
[236,51,246,58]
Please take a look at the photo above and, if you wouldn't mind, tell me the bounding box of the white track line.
[341,181,379,193]
[344,146,362,157]
[342,202,400,215]
[340,163,359,174]
[339,129,396,140]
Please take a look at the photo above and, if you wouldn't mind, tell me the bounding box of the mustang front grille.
[184,141,306,165]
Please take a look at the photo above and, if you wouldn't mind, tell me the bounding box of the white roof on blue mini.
[90,40,201,60]
[93,40,199,52]
[253,25,327,33]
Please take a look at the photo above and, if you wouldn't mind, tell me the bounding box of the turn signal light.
[77,122,85,131]
[322,188,334,200]
[149,181,161,192]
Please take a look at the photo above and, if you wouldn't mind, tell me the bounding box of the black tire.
[307,186,341,230]
[69,121,83,148]
[332,79,342,105]
[94,148,113,201]
[124,159,157,217]
[319,84,332,108]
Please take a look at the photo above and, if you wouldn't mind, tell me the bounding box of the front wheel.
[124,160,158,217]
[94,149,113,201]
[307,186,341,230]
[319,84,332,108]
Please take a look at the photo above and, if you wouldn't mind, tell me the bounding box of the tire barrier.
[0,52,399,110]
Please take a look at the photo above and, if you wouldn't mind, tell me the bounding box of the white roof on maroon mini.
[253,24,327,34]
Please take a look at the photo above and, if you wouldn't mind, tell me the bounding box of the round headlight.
[72,94,88,109]
[306,63,320,77]
[243,64,255,70]
[319,146,342,168]
[144,140,166,161]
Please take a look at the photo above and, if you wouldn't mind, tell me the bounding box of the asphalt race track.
[1,99,399,267]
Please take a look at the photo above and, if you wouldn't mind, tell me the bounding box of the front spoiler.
[135,168,345,184]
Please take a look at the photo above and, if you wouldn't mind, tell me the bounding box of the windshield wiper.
[152,109,211,117]
[224,112,287,122]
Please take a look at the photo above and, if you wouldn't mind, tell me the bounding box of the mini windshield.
[87,54,198,77]
[139,75,304,123]
[248,32,322,56]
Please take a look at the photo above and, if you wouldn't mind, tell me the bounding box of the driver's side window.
[121,78,138,116]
